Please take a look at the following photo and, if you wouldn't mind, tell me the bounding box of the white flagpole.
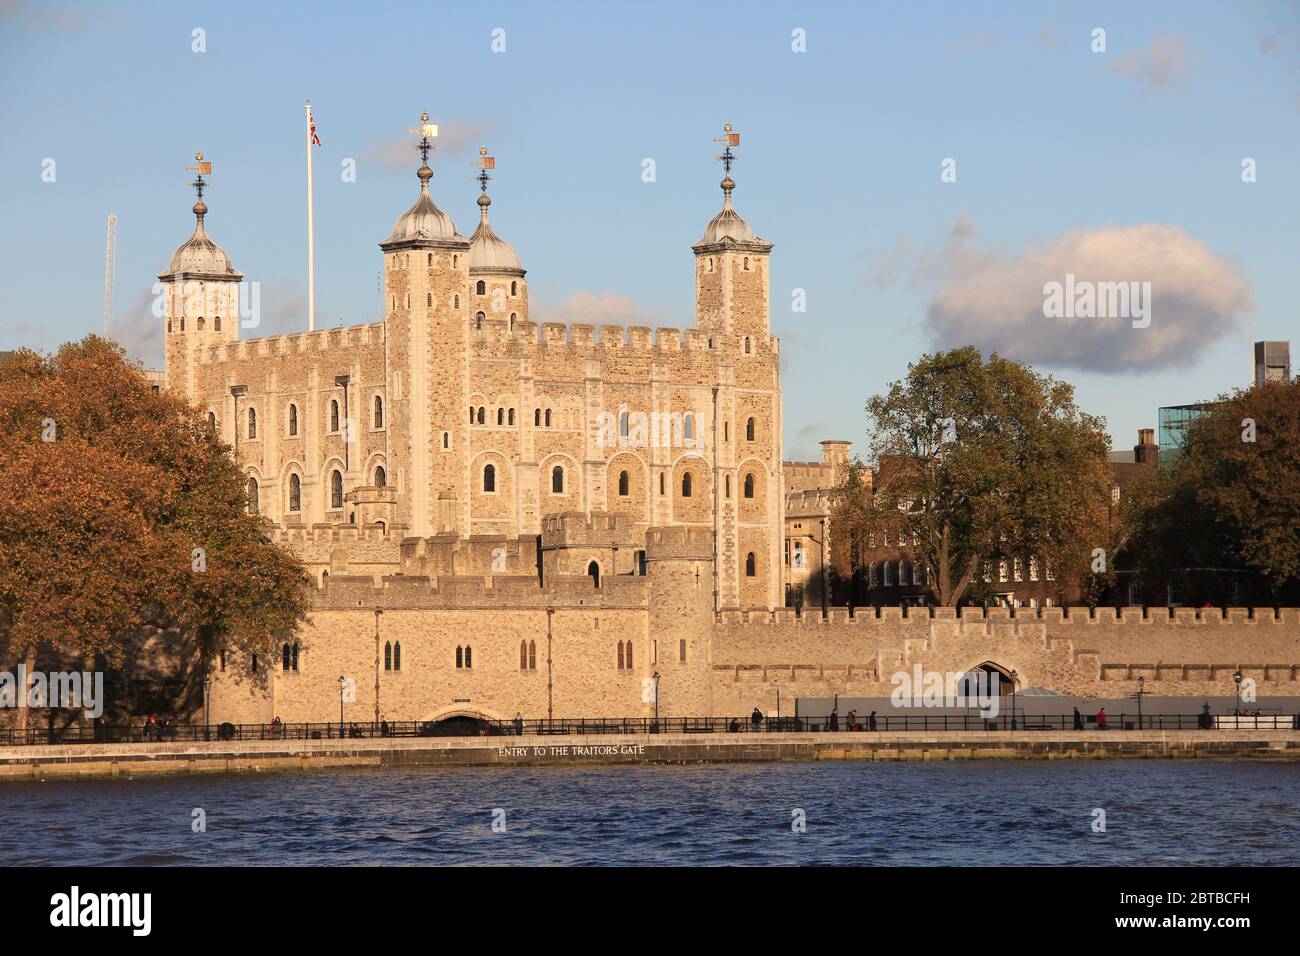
[306,101,316,332]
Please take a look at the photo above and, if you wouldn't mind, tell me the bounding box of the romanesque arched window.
[551,466,564,494]
[744,336,751,354]
[510,281,517,296]
[427,293,432,307]
[520,640,528,670]
[544,409,552,427]
[465,646,472,668]
[373,396,383,428]
[288,473,301,512]
[659,473,666,495]
[745,552,757,577]
[681,473,693,497]
[725,475,732,498]
[454,295,459,308]
[617,642,624,669]
[484,463,496,493]
[624,641,632,670]
[167,319,172,333]
[746,417,755,441]
[283,643,292,671]
[470,406,475,424]
[393,642,400,671]
[508,408,515,426]
[534,408,541,427]
[374,465,386,488]
[443,432,449,449]
[247,407,257,440]
[214,317,222,332]
[247,477,259,514]
[684,413,695,442]
[288,404,298,436]
[330,400,340,432]
[330,469,343,509]
[180,318,185,331]
[384,641,392,671]
[207,410,216,429]
[197,317,205,330]
[475,312,484,329]
[528,640,535,670]
[456,646,463,668]
[292,642,299,671]
[744,473,755,498]
[619,411,629,440]
[588,561,600,587]
[618,471,629,496]
[477,407,485,425]
[497,408,504,426]
[743,256,750,270]
[476,280,486,295]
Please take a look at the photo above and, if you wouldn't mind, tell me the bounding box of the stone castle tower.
[160,118,786,611]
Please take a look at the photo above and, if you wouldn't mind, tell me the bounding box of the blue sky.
[1,0,1296,459]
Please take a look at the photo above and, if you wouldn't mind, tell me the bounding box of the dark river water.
[2,761,1296,866]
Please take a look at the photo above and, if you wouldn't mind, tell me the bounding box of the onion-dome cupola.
[159,152,243,281]
[380,114,467,250]
[468,147,525,276]
[691,124,773,255]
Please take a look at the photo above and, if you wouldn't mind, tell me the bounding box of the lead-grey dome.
[164,200,242,278]
[469,193,523,274]
[383,165,463,245]
[694,176,771,252]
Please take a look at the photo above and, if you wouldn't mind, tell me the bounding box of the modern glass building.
[1157,404,1213,465]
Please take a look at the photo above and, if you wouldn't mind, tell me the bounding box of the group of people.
[140,715,176,740]
[825,708,878,732]
[1072,707,1107,730]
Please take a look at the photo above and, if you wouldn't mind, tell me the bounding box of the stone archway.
[418,705,507,737]
[960,661,1016,699]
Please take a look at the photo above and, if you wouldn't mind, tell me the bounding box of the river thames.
[3,761,1297,866]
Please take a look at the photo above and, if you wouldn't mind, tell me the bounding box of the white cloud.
[531,290,672,328]
[1105,35,1193,90]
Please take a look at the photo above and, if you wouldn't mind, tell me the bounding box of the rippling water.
[2,761,1296,865]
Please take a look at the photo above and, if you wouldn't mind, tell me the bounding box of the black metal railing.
[0,712,1295,747]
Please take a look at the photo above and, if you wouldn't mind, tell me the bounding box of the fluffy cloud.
[1105,35,1193,90]
[869,219,1254,373]
[363,120,498,171]
[531,290,672,329]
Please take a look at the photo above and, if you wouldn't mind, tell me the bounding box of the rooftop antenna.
[102,213,117,337]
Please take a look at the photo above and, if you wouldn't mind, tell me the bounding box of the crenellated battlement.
[541,511,638,549]
[311,569,649,610]
[467,316,774,357]
[713,606,1300,627]
[198,321,386,366]
[270,521,409,546]
[644,524,714,561]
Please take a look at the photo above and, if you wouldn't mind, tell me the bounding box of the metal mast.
[103,213,117,337]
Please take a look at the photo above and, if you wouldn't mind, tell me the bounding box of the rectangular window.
[679,639,686,663]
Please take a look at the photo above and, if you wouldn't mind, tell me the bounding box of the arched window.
[282,642,292,671]
[618,471,629,496]
[684,413,695,442]
[659,473,666,495]
[618,642,624,669]
[508,408,515,426]
[167,319,172,333]
[544,409,552,427]
[551,465,564,493]
[426,293,432,307]
[725,475,731,498]
[288,404,298,436]
[292,642,299,671]
[746,417,755,441]
[330,400,340,432]
[510,280,517,296]
[534,408,541,427]
[528,640,535,670]
[465,646,472,668]
[393,641,401,671]
[497,408,504,426]
[180,318,185,331]
[427,253,432,266]
[288,474,301,512]
[744,336,751,354]
[456,646,463,668]
[384,641,392,671]
[470,406,475,424]
[745,552,756,577]
[483,463,496,492]
[247,477,259,514]
[475,312,484,329]
[197,317,205,330]
[681,473,693,497]
[207,411,216,429]
[374,466,386,488]
[373,396,383,428]
[619,411,629,439]
[520,640,528,670]
[477,407,485,425]
[443,432,449,449]
[330,469,343,509]
[247,407,257,439]
[454,295,459,308]
[509,313,515,332]
[743,473,755,498]
[214,317,222,332]
[743,256,750,270]
[624,641,632,670]
[476,280,486,295]
[588,561,600,587]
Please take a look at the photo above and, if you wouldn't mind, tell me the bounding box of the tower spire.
[713,122,740,205]
[186,150,212,223]
[409,111,439,191]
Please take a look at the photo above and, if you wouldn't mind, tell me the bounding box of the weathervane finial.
[472,145,495,194]
[409,111,439,167]
[186,150,213,217]
[713,122,740,178]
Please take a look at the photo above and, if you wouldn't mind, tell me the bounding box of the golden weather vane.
[470,145,495,192]
[712,123,740,175]
[186,150,212,200]
[409,112,439,165]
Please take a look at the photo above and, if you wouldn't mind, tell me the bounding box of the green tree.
[0,337,309,719]
[1124,380,1300,601]
[850,347,1112,607]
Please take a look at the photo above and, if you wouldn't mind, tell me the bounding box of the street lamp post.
[203,674,212,741]
[373,607,383,730]
[338,675,346,738]
[1010,669,1018,731]
[1233,669,1243,716]
[652,671,660,733]
[1136,675,1145,729]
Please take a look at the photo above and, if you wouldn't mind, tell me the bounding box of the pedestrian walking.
[751,707,763,732]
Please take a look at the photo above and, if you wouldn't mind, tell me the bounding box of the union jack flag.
[310,117,321,146]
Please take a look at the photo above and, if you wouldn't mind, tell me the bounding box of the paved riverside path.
[1,729,1298,780]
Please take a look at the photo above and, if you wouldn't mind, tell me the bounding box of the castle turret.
[645,526,716,716]
[468,146,528,332]
[379,114,473,537]
[160,152,242,405]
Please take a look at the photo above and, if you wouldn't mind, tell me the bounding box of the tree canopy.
[0,337,309,672]
[838,347,1112,606]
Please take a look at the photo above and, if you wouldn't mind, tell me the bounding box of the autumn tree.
[1123,380,1300,604]
[849,347,1112,607]
[0,337,309,722]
